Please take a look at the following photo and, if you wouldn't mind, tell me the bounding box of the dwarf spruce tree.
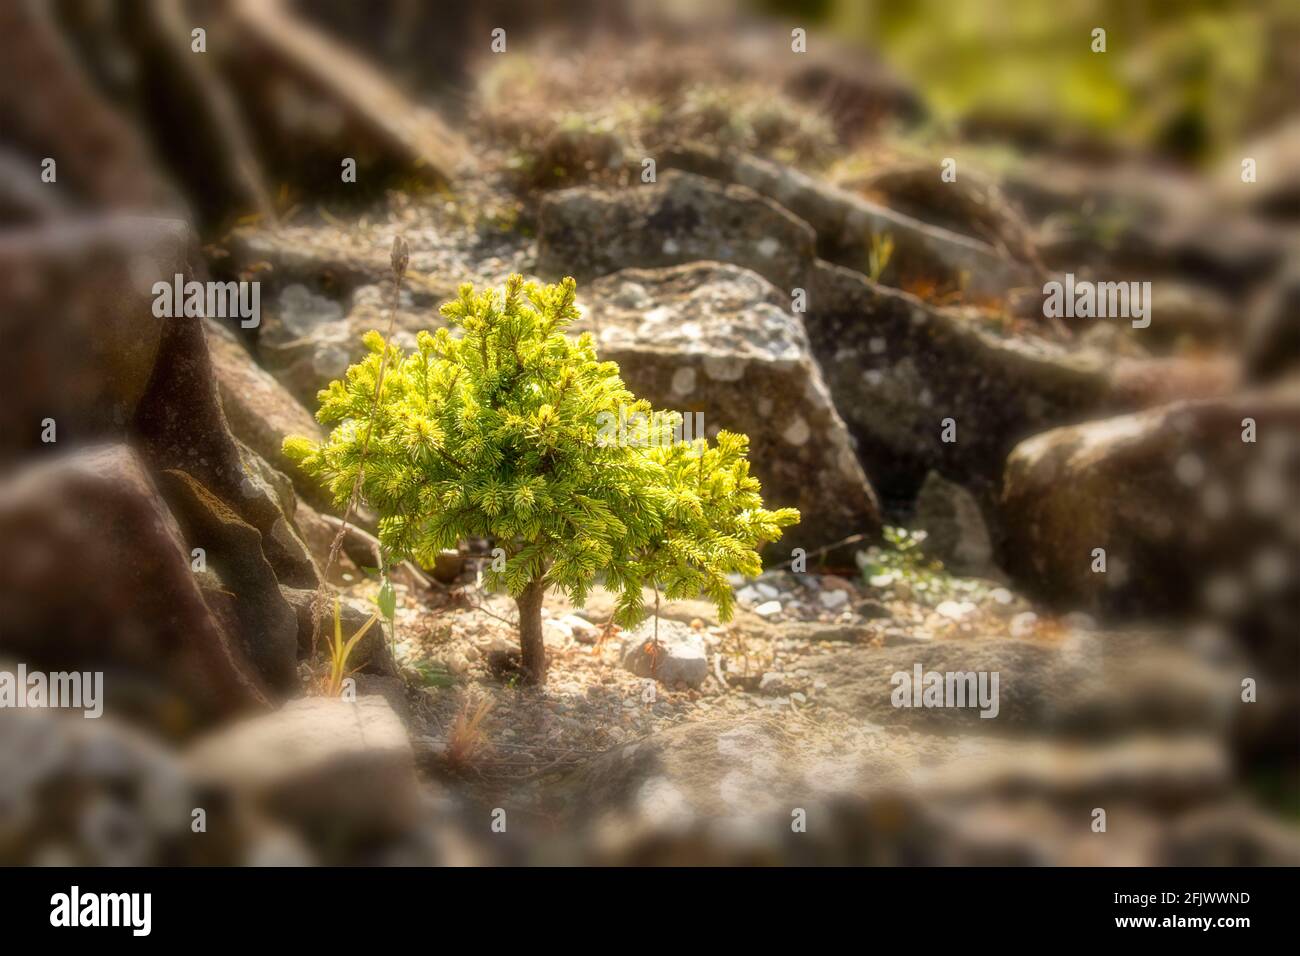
[286,274,798,684]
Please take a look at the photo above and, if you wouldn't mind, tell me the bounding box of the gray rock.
[564,713,1236,865]
[759,671,792,695]
[279,586,397,678]
[1001,389,1300,645]
[913,470,998,578]
[1244,265,1300,384]
[804,261,1114,505]
[290,499,363,586]
[256,283,351,407]
[662,147,1038,298]
[621,618,709,688]
[185,696,418,841]
[0,711,200,866]
[205,318,333,514]
[255,279,460,410]
[818,589,849,610]
[803,632,1237,738]
[157,468,300,693]
[0,217,187,465]
[129,248,320,591]
[538,170,817,292]
[843,161,1040,266]
[579,262,880,553]
[0,445,270,728]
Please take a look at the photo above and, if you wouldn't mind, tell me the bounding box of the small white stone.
[818,590,848,610]
[545,619,573,641]
[1009,611,1038,638]
[753,600,782,618]
[935,600,976,621]
[557,613,600,643]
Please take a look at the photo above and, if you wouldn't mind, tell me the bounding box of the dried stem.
[309,236,409,658]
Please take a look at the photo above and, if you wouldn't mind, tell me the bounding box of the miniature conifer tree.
[285,274,799,684]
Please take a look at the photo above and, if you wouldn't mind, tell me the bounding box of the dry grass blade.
[320,598,381,697]
[308,235,409,656]
[446,694,495,770]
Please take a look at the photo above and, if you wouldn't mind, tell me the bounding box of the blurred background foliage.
[751,0,1300,163]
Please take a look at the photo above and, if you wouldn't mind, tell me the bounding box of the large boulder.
[0,216,315,592]
[565,714,1241,865]
[223,0,464,191]
[0,711,199,866]
[157,469,301,693]
[838,161,1040,267]
[1011,160,1285,292]
[537,170,816,292]
[801,632,1236,739]
[804,262,1114,505]
[662,147,1038,298]
[185,696,419,847]
[0,445,269,730]
[204,318,333,513]
[0,216,189,463]
[131,248,319,591]
[578,262,880,552]
[1001,389,1300,630]
[0,3,183,216]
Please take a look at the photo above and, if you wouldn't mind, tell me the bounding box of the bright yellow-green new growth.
[286,274,799,682]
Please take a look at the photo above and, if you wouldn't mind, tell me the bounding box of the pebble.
[1010,611,1039,638]
[759,671,791,695]
[753,600,782,618]
[818,590,848,610]
[854,598,891,619]
[545,619,574,641]
[935,600,976,621]
[819,576,855,592]
[556,613,600,643]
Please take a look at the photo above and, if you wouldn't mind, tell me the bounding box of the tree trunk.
[515,577,547,685]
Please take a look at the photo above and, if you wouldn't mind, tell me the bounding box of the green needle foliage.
[286,273,799,683]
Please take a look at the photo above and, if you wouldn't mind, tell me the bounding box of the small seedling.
[320,598,380,697]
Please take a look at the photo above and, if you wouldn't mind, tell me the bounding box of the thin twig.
[768,532,871,570]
